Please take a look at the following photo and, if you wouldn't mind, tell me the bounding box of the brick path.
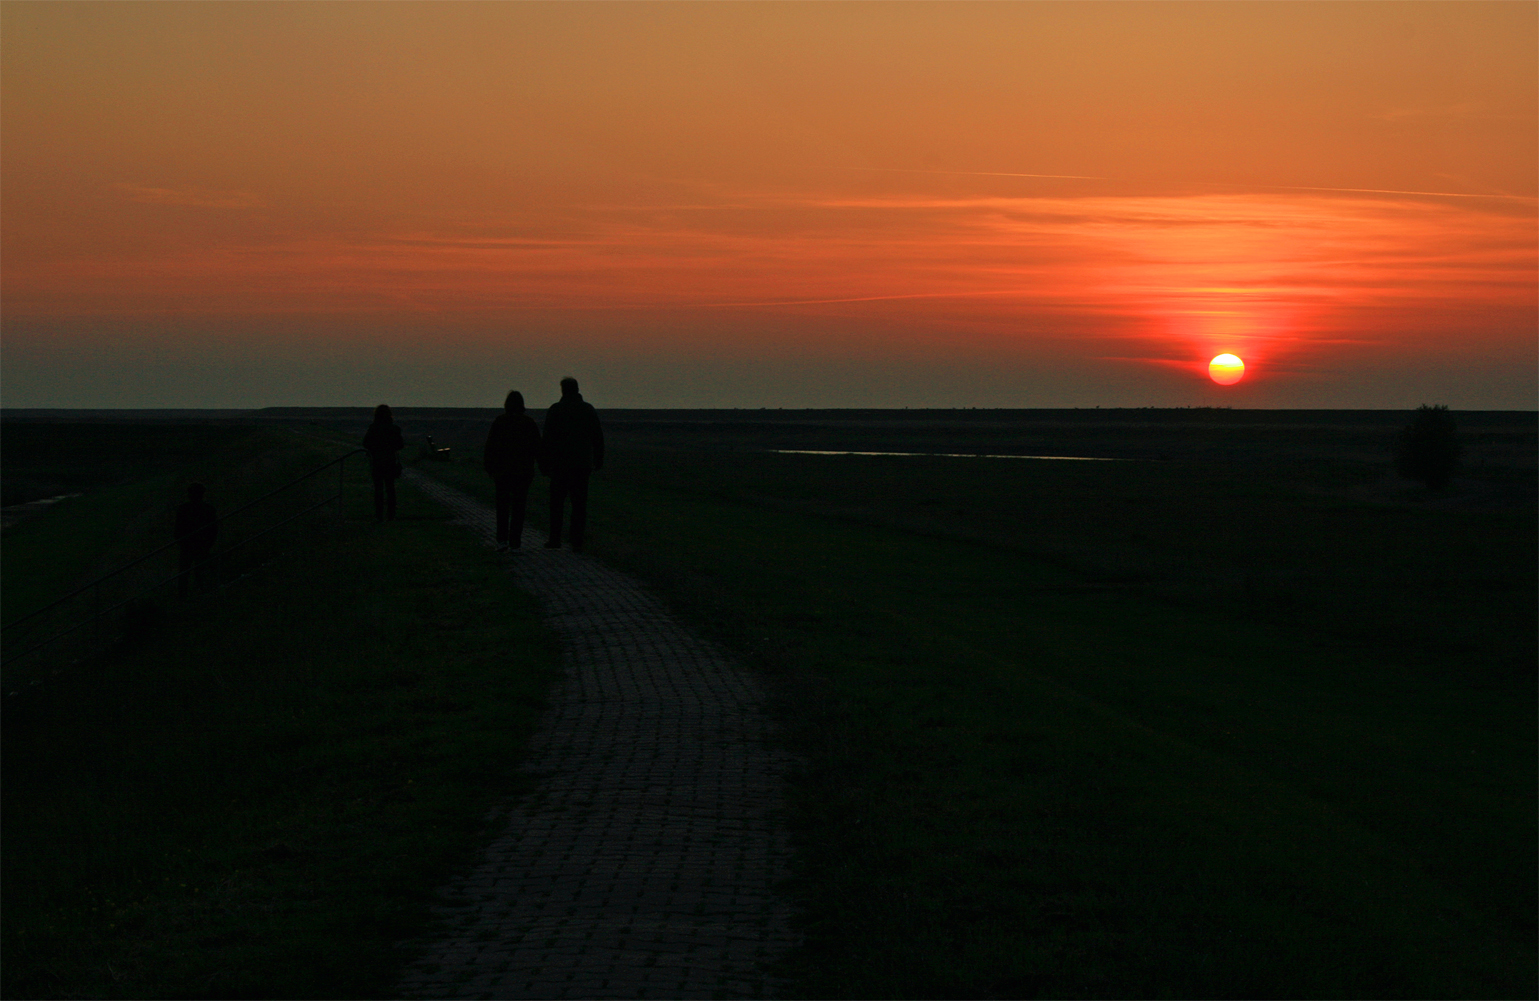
[398,470,798,1000]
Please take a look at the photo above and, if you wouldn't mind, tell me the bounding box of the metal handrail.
[2,449,364,632]
[1,493,345,668]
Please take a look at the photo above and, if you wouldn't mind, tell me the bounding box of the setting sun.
[0,2,1533,409]
[1209,354,1245,386]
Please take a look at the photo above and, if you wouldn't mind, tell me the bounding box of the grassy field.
[2,432,560,998]
[2,424,390,704]
[5,409,1533,998]
[2,423,360,635]
[419,409,1536,998]
[1,420,261,508]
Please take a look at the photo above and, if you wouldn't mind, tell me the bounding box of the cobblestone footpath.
[398,470,798,1000]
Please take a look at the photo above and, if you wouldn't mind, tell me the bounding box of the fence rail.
[2,447,366,683]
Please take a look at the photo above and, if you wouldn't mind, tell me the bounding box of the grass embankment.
[3,457,560,999]
[3,426,345,628]
[1,421,258,508]
[425,446,1535,998]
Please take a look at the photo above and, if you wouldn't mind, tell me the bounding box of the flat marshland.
[427,408,1536,999]
[2,409,1534,998]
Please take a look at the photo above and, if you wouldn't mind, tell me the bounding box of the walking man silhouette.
[362,404,404,521]
[540,377,604,552]
[484,390,542,550]
[174,482,218,597]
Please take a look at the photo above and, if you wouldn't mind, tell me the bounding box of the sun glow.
[2,3,1535,408]
[1209,354,1245,385]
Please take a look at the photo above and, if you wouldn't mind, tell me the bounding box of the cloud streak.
[10,189,1531,388]
[838,166,1537,203]
[111,183,264,209]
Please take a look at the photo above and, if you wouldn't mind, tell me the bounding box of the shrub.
[1394,404,1460,490]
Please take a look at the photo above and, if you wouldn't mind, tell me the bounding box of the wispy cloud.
[13,188,1534,382]
[111,183,263,209]
[844,167,1107,181]
[835,166,1536,204]
[1245,183,1534,203]
[1368,102,1534,123]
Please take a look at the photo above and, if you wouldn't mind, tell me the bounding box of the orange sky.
[3,2,1534,408]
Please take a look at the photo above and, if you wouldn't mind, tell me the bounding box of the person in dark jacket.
[362,404,405,521]
[484,390,542,550]
[540,377,604,551]
[174,482,218,597]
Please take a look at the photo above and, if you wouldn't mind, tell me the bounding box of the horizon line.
[3,405,1534,414]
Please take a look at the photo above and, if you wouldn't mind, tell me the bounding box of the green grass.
[2,427,346,628]
[2,473,182,626]
[2,465,560,998]
[593,447,1537,678]
[1,421,260,507]
[425,443,1535,998]
[13,413,1528,997]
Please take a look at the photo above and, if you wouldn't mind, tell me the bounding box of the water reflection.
[769,450,1126,461]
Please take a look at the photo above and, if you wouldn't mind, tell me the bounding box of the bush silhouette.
[1395,404,1460,490]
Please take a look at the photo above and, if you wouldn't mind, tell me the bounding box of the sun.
[1208,354,1245,386]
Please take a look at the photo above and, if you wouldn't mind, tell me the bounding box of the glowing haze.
[3,2,1534,409]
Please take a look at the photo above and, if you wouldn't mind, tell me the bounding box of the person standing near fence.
[484,390,542,550]
[363,404,405,521]
[174,482,218,597]
[540,377,604,552]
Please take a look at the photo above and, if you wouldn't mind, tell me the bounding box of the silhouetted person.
[484,390,542,550]
[540,377,604,551]
[362,404,405,521]
[175,482,218,597]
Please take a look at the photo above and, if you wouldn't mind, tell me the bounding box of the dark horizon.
[5,405,1536,418]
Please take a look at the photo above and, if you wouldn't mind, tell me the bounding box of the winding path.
[398,470,797,1000]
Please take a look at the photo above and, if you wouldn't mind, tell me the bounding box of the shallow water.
[0,493,82,530]
[769,449,1127,461]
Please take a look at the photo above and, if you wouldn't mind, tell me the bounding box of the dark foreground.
[2,408,1535,998]
[424,407,1537,998]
